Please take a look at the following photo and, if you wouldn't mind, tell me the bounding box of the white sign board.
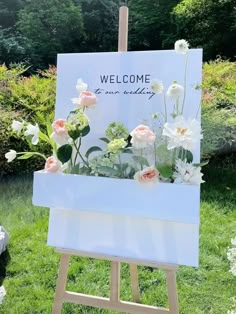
[33,49,202,266]
[56,50,202,161]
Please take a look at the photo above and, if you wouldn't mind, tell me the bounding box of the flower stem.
[73,138,90,168]
[163,92,167,122]
[181,54,189,115]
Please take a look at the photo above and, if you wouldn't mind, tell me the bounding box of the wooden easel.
[52,6,179,314]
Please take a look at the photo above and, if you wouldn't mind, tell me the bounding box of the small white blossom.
[24,123,40,145]
[231,238,236,246]
[166,82,184,100]
[76,78,88,93]
[174,159,204,185]
[175,39,189,54]
[11,120,23,134]
[71,97,81,107]
[0,286,6,305]
[163,115,202,152]
[5,150,17,163]
[150,80,164,94]
[227,239,236,276]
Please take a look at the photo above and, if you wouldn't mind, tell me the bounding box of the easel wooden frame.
[52,6,179,314]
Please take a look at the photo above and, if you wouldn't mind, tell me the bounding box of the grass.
[0,167,235,314]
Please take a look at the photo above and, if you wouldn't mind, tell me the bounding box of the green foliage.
[157,163,173,178]
[0,108,45,176]
[201,59,236,158]
[172,0,236,61]
[79,0,120,52]
[129,0,179,51]
[16,0,84,69]
[57,144,73,163]
[0,0,235,67]
[0,64,56,176]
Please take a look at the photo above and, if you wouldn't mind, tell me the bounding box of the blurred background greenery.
[0,0,235,176]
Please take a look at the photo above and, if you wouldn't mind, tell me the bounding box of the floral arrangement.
[5,40,205,185]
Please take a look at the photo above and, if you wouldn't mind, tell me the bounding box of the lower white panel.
[48,208,199,267]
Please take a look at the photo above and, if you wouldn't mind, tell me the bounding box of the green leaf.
[121,148,133,154]
[132,155,149,167]
[17,152,36,160]
[99,137,110,144]
[46,119,53,137]
[57,144,72,163]
[157,164,173,178]
[85,146,102,159]
[193,160,209,167]
[68,125,90,140]
[80,125,90,137]
[79,166,91,175]
[97,166,118,177]
[39,131,50,144]
[185,150,193,163]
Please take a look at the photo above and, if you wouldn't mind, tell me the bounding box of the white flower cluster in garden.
[0,286,6,305]
[227,238,236,276]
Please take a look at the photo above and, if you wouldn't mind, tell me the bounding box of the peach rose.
[79,91,97,108]
[52,119,68,136]
[44,156,62,173]
[134,166,160,185]
[130,125,156,149]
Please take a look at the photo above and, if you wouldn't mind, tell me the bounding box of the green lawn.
[0,167,235,314]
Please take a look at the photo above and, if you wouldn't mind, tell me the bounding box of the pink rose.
[44,156,62,173]
[52,119,68,136]
[134,166,160,185]
[130,125,156,149]
[79,91,97,108]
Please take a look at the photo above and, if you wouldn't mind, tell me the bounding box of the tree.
[128,0,180,51]
[172,0,236,60]
[0,0,21,28]
[79,0,120,52]
[17,0,85,69]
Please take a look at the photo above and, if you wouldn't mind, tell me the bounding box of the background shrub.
[201,60,236,160]
[0,65,56,176]
[0,60,235,176]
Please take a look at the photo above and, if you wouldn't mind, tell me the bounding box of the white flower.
[0,286,6,305]
[175,39,189,54]
[150,80,164,94]
[231,238,236,246]
[166,82,184,99]
[76,78,88,93]
[162,115,202,152]
[11,120,23,134]
[5,150,17,163]
[24,123,40,145]
[227,244,236,276]
[71,97,80,106]
[173,159,204,185]
[50,132,69,146]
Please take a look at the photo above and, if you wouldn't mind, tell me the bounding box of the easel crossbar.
[63,291,170,314]
[55,248,179,271]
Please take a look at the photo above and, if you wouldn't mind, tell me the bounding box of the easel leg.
[129,264,140,303]
[166,270,179,314]
[52,254,70,314]
[110,261,120,302]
